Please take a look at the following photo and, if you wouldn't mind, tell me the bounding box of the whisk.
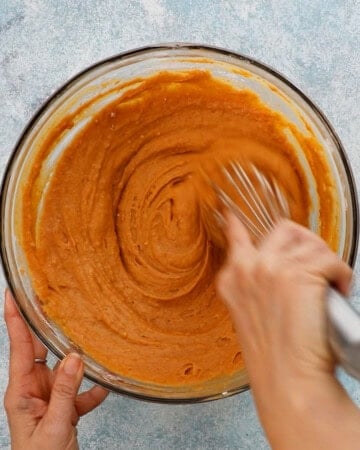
[212,161,360,381]
[212,161,289,240]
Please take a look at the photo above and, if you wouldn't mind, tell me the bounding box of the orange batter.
[21,70,336,385]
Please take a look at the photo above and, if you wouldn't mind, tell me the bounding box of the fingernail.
[62,353,82,375]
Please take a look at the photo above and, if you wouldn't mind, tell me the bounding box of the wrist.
[252,372,360,450]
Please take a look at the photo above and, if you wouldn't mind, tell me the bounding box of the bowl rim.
[1,42,358,404]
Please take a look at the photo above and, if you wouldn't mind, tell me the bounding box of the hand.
[217,213,360,450]
[4,290,108,450]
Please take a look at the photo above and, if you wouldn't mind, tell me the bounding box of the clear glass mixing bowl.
[1,44,358,403]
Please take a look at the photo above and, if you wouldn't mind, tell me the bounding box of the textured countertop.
[1,1,360,449]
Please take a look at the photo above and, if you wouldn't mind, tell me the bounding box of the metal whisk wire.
[212,161,290,239]
[212,161,360,383]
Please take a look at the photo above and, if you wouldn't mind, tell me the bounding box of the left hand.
[4,290,109,450]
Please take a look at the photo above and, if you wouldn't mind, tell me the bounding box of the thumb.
[45,353,83,426]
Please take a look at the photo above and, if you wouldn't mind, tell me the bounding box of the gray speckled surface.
[1,1,360,449]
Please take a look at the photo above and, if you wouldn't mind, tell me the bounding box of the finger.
[216,264,238,308]
[4,290,35,382]
[315,254,353,296]
[45,353,83,426]
[261,220,316,253]
[31,332,48,360]
[218,212,256,306]
[75,386,109,416]
[224,210,254,252]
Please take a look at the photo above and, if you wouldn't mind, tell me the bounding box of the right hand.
[217,213,360,450]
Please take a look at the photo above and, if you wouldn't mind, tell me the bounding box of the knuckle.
[277,220,311,244]
[278,219,294,232]
[277,219,299,236]
[4,393,32,415]
[53,381,75,399]
[3,391,13,413]
[311,238,328,254]
[254,259,292,287]
[255,259,278,280]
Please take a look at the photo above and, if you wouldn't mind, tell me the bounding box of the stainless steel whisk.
[212,161,360,381]
[213,161,289,239]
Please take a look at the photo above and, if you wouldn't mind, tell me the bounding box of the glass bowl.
[1,44,358,403]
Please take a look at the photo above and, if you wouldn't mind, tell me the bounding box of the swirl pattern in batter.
[21,70,336,385]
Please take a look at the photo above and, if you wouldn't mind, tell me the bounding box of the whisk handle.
[327,288,360,380]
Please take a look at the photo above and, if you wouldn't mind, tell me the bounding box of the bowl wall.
[1,44,358,402]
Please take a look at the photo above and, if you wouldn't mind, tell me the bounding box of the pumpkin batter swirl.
[118,156,211,302]
[21,70,336,385]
